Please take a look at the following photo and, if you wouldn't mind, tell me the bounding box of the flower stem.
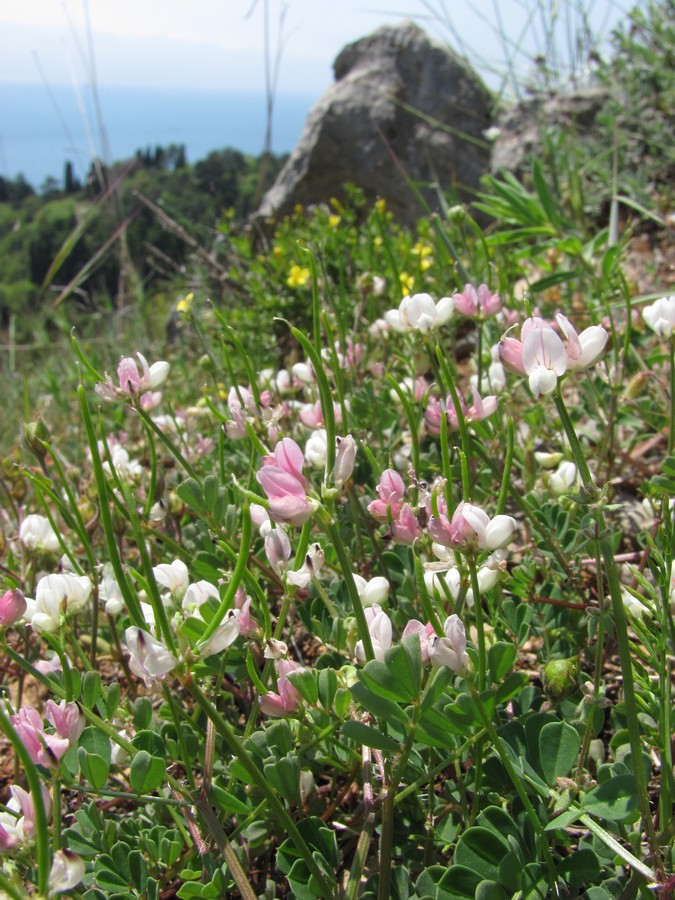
[554,389,662,874]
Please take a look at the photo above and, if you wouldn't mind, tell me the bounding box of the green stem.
[0,706,51,896]
[184,679,335,899]
[323,517,374,661]
[52,775,61,851]
[467,556,487,691]
[200,505,251,646]
[435,346,472,499]
[554,389,662,874]
[669,336,675,455]
[471,688,558,890]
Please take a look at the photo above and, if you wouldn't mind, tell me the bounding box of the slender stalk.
[0,706,51,896]
[323,517,374,661]
[669,336,675,455]
[52,775,61,851]
[183,679,335,899]
[471,688,558,891]
[554,389,662,873]
[200,504,251,646]
[467,555,487,691]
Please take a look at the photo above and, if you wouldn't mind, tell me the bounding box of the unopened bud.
[543,657,579,703]
[23,418,50,460]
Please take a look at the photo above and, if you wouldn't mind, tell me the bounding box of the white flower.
[642,295,675,337]
[522,328,568,396]
[549,461,578,495]
[19,514,60,553]
[125,627,178,687]
[384,293,454,334]
[355,603,392,662]
[153,559,189,602]
[287,544,325,588]
[621,589,653,622]
[198,610,240,657]
[429,614,467,673]
[305,429,328,468]
[24,573,93,633]
[352,574,390,607]
[99,563,125,616]
[101,444,142,480]
[181,580,219,612]
[49,849,85,894]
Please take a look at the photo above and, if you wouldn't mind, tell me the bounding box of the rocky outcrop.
[256,21,493,227]
[490,87,609,176]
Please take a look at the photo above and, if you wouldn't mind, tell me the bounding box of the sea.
[0,83,317,191]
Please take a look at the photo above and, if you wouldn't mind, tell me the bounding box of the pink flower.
[391,503,421,544]
[429,499,516,553]
[11,707,70,769]
[429,615,467,672]
[424,390,498,434]
[257,439,315,526]
[259,659,302,717]
[453,284,502,318]
[355,604,393,662]
[331,435,357,487]
[522,327,568,396]
[235,589,259,637]
[0,588,27,626]
[96,353,169,406]
[45,700,85,744]
[367,469,405,522]
[401,619,435,665]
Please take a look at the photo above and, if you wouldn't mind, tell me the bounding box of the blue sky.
[0,0,636,97]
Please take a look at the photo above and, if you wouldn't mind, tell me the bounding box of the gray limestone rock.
[256,21,493,227]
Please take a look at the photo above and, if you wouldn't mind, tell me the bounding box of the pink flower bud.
[0,588,27,626]
[331,435,357,487]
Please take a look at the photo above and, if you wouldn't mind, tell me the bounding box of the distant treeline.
[0,144,287,330]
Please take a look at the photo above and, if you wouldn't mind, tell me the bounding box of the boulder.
[256,21,494,227]
[490,87,609,176]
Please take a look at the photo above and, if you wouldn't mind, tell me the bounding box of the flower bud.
[23,417,50,460]
[543,657,579,703]
[331,435,357,487]
[0,588,27,626]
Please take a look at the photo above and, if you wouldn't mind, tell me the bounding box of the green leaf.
[129,750,166,794]
[132,730,167,757]
[177,478,206,514]
[539,721,581,785]
[350,681,409,727]
[488,642,517,683]
[454,827,509,881]
[287,668,319,705]
[341,720,401,752]
[318,667,338,710]
[264,755,301,806]
[476,881,509,899]
[81,672,101,708]
[532,159,562,229]
[429,865,483,899]
[582,774,639,823]
[78,747,110,791]
[211,782,251,816]
[128,850,148,893]
[557,848,601,887]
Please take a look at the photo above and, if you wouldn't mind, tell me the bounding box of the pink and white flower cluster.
[12,700,84,769]
[96,352,169,409]
[367,469,421,544]
[355,606,468,674]
[428,495,516,554]
[424,388,498,435]
[256,438,316,526]
[499,314,608,396]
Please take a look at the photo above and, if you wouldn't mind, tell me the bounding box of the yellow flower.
[287,264,311,288]
[375,198,387,215]
[399,272,414,294]
[328,215,341,229]
[412,241,432,258]
[175,292,194,315]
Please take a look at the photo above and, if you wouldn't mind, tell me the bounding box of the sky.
[0,0,637,98]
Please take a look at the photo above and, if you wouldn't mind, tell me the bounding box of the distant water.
[0,84,316,190]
